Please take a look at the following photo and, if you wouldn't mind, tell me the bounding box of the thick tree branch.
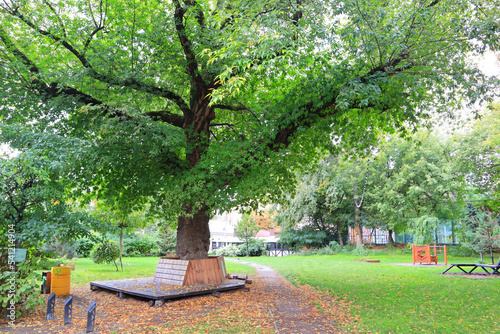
[1,26,185,129]
[173,0,207,90]
[145,111,185,127]
[270,53,412,149]
[7,6,191,114]
[42,0,68,38]
[210,123,234,127]
[185,0,206,28]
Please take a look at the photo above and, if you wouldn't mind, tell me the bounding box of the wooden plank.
[158,262,189,269]
[156,264,189,271]
[155,269,186,276]
[158,259,189,267]
[155,256,227,286]
[204,259,214,284]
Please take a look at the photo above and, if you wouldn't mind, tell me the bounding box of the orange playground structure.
[412,245,448,265]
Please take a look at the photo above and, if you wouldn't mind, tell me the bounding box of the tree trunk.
[246,228,249,256]
[174,84,214,260]
[353,193,363,249]
[388,229,396,247]
[119,227,123,271]
[336,220,344,248]
[176,204,211,260]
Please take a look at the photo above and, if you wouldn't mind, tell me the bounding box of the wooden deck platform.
[89,277,247,304]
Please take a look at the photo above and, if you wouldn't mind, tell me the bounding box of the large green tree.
[456,103,500,211]
[276,160,351,248]
[367,131,465,244]
[234,214,258,257]
[0,151,92,249]
[1,0,498,259]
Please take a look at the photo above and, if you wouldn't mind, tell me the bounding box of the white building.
[209,211,242,251]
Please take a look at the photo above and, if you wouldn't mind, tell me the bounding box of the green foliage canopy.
[456,103,500,211]
[91,240,120,271]
[0,150,97,248]
[1,0,498,257]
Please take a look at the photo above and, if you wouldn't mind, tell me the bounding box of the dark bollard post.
[86,301,96,333]
[46,292,56,320]
[64,296,73,325]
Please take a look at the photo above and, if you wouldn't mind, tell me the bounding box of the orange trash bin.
[51,266,71,296]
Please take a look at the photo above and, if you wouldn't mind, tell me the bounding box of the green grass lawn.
[241,254,500,334]
[55,254,499,333]
[64,257,256,288]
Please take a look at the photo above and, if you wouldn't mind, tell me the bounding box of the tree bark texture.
[388,229,396,247]
[176,204,211,260]
[353,193,364,249]
[336,220,344,247]
[175,83,214,260]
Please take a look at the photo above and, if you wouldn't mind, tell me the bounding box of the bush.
[316,246,335,255]
[0,253,43,319]
[247,239,267,256]
[340,244,355,253]
[76,238,95,258]
[91,240,120,270]
[328,241,343,253]
[447,245,477,257]
[236,244,248,257]
[215,244,240,257]
[124,238,158,257]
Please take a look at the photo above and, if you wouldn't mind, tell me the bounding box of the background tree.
[367,131,465,245]
[91,240,121,271]
[461,203,500,263]
[251,207,277,231]
[0,139,99,317]
[1,0,498,259]
[234,214,258,257]
[277,160,351,248]
[456,103,500,211]
[279,130,466,248]
[0,151,94,249]
[471,212,500,264]
[90,202,151,270]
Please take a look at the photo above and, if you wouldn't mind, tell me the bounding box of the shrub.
[247,239,267,256]
[0,253,43,319]
[328,241,343,253]
[340,244,354,253]
[298,248,319,256]
[215,244,240,257]
[316,246,335,255]
[236,244,248,257]
[447,245,477,257]
[76,238,95,258]
[124,238,157,257]
[32,257,63,270]
[91,240,120,270]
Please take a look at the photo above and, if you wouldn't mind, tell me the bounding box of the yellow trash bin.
[51,266,71,296]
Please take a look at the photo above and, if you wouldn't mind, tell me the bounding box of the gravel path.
[228,259,344,334]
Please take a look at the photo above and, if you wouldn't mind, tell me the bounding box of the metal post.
[64,296,73,325]
[46,292,56,320]
[86,301,96,333]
